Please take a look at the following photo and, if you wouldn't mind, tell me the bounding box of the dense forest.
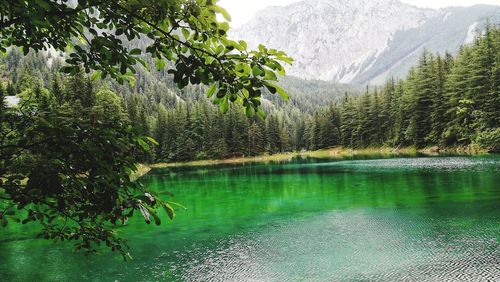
[327,24,499,151]
[0,51,360,163]
[2,25,499,166]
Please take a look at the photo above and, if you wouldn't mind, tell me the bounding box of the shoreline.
[131,146,491,178]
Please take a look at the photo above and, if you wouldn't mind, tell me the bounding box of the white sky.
[219,0,500,28]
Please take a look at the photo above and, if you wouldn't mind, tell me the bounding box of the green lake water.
[1,155,499,281]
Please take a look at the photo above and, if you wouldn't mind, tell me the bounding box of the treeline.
[152,103,298,161]
[2,25,499,163]
[0,49,314,162]
[1,46,356,162]
[305,24,500,152]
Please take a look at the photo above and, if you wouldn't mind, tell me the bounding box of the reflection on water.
[175,207,499,281]
[0,156,499,281]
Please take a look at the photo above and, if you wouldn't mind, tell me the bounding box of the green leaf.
[275,86,289,100]
[147,207,161,225]
[7,216,20,223]
[146,136,159,146]
[235,63,251,76]
[90,71,102,81]
[155,58,166,71]
[77,34,88,46]
[256,109,266,120]
[245,106,255,117]
[167,201,186,210]
[138,205,151,224]
[252,66,263,77]
[278,55,293,65]
[130,48,142,55]
[239,40,248,50]
[263,82,277,94]
[181,28,190,39]
[220,96,229,113]
[215,45,224,55]
[263,82,289,100]
[263,70,277,81]
[241,88,250,98]
[125,252,133,261]
[137,58,150,71]
[210,5,232,21]
[128,75,137,88]
[206,83,217,98]
[163,202,175,220]
[137,138,150,151]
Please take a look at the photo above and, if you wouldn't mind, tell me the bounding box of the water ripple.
[163,208,499,281]
[311,157,500,172]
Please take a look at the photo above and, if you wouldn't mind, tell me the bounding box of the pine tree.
[266,115,282,153]
[488,26,500,128]
[247,121,265,155]
[326,104,341,146]
[379,78,395,144]
[225,107,249,156]
[154,104,169,161]
[444,47,474,145]
[309,113,321,149]
[429,55,448,144]
[188,106,206,158]
[293,120,306,151]
[340,94,358,148]
[356,90,372,147]
[391,81,406,146]
[52,75,64,104]
[368,89,382,146]
[64,71,94,107]
[208,110,228,159]
[468,23,494,129]
[410,51,435,147]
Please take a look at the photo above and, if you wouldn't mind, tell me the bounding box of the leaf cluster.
[0,75,177,259]
[0,0,293,115]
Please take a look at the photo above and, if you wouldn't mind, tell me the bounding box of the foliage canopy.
[0,0,292,115]
[0,0,291,259]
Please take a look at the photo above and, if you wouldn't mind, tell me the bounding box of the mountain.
[231,0,500,84]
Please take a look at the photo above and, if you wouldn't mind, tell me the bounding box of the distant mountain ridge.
[231,0,500,84]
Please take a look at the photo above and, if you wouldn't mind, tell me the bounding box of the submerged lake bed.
[1,155,499,281]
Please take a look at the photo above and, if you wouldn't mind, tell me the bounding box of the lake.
[1,155,499,281]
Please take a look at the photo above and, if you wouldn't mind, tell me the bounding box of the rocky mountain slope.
[232,0,500,84]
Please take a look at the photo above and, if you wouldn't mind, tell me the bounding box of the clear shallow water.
[1,155,499,281]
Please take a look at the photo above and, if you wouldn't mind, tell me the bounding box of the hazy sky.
[219,0,500,28]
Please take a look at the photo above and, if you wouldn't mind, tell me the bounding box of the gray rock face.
[231,0,500,84]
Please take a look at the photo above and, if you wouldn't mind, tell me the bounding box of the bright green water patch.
[1,155,499,281]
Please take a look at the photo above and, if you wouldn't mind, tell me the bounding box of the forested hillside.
[2,25,499,165]
[312,24,500,152]
[1,49,360,163]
